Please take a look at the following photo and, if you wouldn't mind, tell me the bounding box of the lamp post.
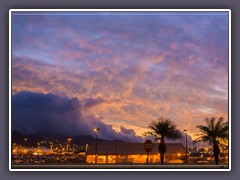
[183,129,189,163]
[24,138,27,146]
[67,138,72,152]
[115,140,118,164]
[94,128,100,164]
[59,144,62,159]
[50,142,53,150]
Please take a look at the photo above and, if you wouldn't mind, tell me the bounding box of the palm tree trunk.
[159,140,166,165]
[160,153,164,165]
[213,141,220,165]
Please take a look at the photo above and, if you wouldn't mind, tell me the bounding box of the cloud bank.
[12,91,142,142]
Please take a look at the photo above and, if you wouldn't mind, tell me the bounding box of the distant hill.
[11,131,124,147]
[35,132,69,142]
[12,131,45,148]
[71,134,119,146]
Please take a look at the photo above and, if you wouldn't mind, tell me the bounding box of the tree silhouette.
[145,117,182,165]
[193,117,228,165]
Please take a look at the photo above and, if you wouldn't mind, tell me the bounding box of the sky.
[11,11,229,144]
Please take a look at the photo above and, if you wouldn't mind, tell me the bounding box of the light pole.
[94,128,100,164]
[115,140,118,164]
[50,142,53,150]
[183,129,189,163]
[67,138,72,152]
[59,144,62,159]
[24,138,27,145]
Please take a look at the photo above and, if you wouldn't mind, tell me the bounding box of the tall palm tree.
[193,117,228,165]
[145,117,182,165]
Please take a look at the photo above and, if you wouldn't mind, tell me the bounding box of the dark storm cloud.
[12,91,142,142]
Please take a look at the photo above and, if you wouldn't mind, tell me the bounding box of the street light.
[24,138,27,147]
[67,138,72,152]
[67,138,72,144]
[115,139,118,164]
[94,128,100,164]
[183,129,189,163]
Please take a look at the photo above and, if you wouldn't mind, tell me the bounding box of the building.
[86,141,186,164]
[12,147,54,156]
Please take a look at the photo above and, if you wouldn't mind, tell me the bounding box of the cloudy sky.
[11,11,229,143]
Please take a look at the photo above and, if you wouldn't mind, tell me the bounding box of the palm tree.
[145,117,182,165]
[193,117,228,165]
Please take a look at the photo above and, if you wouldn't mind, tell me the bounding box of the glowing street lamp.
[183,129,189,163]
[94,128,100,164]
[50,142,53,150]
[67,138,72,144]
[24,138,28,147]
[67,138,72,152]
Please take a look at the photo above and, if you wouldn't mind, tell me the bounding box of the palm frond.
[194,117,229,146]
[146,117,182,142]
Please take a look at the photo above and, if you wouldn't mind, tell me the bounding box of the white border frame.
[9,9,231,172]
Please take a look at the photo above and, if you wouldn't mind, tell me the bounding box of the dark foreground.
[12,164,229,170]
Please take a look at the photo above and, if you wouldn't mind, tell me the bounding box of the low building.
[86,141,186,164]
